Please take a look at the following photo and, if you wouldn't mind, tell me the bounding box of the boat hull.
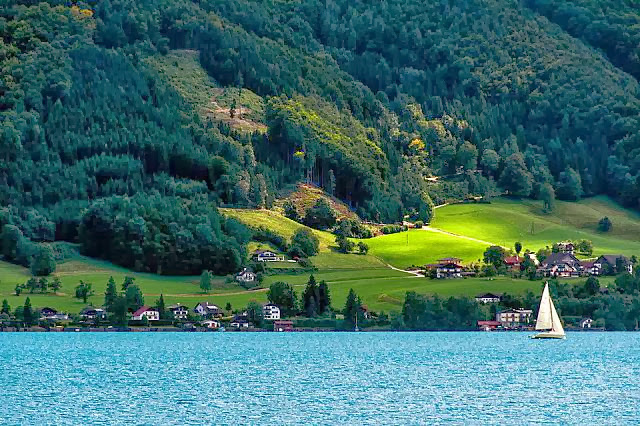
[531,332,566,339]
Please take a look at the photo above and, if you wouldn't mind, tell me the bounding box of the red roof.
[504,256,522,265]
[132,306,154,317]
[477,321,501,326]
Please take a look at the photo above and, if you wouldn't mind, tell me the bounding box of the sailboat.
[531,282,566,339]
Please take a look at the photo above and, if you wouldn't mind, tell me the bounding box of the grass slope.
[431,196,640,256]
[362,229,489,268]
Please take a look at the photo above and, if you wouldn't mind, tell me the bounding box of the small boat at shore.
[531,282,566,339]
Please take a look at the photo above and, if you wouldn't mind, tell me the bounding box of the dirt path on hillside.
[421,226,507,248]
[385,264,425,277]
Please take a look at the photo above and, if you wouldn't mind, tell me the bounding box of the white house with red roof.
[132,306,160,321]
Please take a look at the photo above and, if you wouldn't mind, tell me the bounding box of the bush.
[336,234,355,253]
[334,219,373,238]
[414,221,424,229]
[357,242,369,255]
[291,229,319,257]
[283,200,299,222]
[598,217,612,232]
[381,224,406,234]
[303,199,337,230]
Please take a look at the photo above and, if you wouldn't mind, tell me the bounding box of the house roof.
[504,256,521,265]
[596,255,630,266]
[477,320,501,326]
[274,320,294,325]
[438,257,462,262]
[476,293,501,299]
[542,252,580,266]
[132,306,157,317]
[168,304,188,311]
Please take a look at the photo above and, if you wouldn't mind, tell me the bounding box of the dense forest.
[2,0,640,274]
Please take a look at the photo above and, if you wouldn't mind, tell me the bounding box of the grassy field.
[362,229,488,268]
[431,196,640,256]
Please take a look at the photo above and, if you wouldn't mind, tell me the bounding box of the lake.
[1,332,639,424]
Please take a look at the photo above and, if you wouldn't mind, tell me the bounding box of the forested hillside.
[2,0,640,275]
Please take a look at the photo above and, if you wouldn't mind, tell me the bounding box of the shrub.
[598,217,612,232]
[414,221,424,229]
[283,200,299,221]
[381,224,406,234]
[303,199,337,230]
[336,234,355,253]
[334,219,373,238]
[291,229,319,257]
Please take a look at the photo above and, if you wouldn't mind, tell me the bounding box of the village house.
[132,306,160,321]
[274,320,294,332]
[202,319,221,329]
[477,320,501,331]
[263,303,281,320]
[556,241,575,255]
[496,309,533,327]
[580,261,597,276]
[580,318,593,329]
[475,293,502,304]
[168,304,189,320]
[593,255,633,275]
[235,268,256,283]
[524,252,540,266]
[80,307,107,320]
[252,250,285,262]
[503,256,522,271]
[194,302,223,318]
[426,258,463,279]
[230,315,250,328]
[40,307,57,318]
[538,252,582,278]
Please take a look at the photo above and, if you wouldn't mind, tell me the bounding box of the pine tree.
[156,294,166,319]
[1,299,10,315]
[317,280,331,314]
[302,275,319,317]
[344,288,361,324]
[23,297,34,327]
[104,276,118,312]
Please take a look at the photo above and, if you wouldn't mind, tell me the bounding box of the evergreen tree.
[23,297,34,327]
[125,285,144,311]
[1,299,10,315]
[14,284,22,296]
[514,242,522,255]
[111,295,129,327]
[302,275,319,317]
[121,276,135,291]
[344,288,362,324]
[318,281,331,314]
[156,294,167,320]
[246,301,264,328]
[225,302,232,312]
[104,276,118,312]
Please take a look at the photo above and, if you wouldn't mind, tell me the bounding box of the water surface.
[1,332,639,424]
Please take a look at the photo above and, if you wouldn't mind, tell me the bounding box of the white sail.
[535,283,553,330]
[549,297,565,335]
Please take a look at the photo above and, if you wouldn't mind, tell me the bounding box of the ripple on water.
[1,332,640,424]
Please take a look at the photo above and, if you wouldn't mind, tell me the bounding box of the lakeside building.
[132,306,160,321]
[194,302,223,318]
[202,319,221,329]
[538,252,582,278]
[477,320,501,331]
[80,307,107,320]
[475,293,502,304]
[274,320,294,332]
[496,309,533,327]
[230,315,250,328]
[580,318,593,329]
[263,304,281,320]
[252,250,285,262]
[168,304,189,320]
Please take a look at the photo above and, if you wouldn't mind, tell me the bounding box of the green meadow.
[430,196,640,256]
[1,195,635,315]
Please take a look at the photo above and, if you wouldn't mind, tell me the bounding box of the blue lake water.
[1,332,639,424]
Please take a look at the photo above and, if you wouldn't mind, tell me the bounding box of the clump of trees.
[598,217,612,232]
[289,229,319,258]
